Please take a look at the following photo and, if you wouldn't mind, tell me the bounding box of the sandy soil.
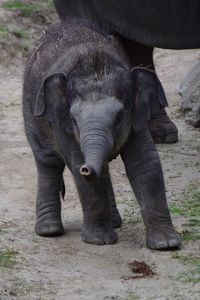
[0,2,200,300]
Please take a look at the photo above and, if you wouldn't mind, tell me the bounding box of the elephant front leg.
[35,161,65,237]
[73,166,118,245]
[121,129,181,250]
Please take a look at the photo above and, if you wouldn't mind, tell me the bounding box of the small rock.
[179,59,200,128]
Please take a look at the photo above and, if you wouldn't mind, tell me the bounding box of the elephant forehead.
[71,97,124,117]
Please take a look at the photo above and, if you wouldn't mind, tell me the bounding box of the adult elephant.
[53,0,200,143]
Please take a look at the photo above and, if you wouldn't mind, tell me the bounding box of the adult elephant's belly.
[54,0,200,49]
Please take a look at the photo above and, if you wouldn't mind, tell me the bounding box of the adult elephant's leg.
[148,107,178,143]
[121,129,181,249]
[119,37,178,143]
[35,158,65,237]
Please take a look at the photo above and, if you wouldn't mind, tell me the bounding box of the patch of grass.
[0,224,8,234]
[0,248,18,269]
[177,216,200,242]
[178,271,200,284]
[179,254,200,266]
[170,184,200,217]
[124,292,140,300]
[170,206,183,215]
[172,193,200,282]
[11,28,28,39]
[178,205,200,242]
[181,230,200,241]
[1,1,39,14]
[32,234,39,243]
[0,25,29,40]
[0,0,54,17]
[172,253,200,284]
[0,26,10,39]
[183,218,200,227]
[181,272,200,283]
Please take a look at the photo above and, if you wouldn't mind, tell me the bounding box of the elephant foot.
[81,223,118,245]
[146,225,181,250]
[112,207,122,229]
[35,220,64,237]
[148,108,178,144]
[35,210,64,237]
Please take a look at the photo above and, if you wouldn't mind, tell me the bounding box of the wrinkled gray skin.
[23,22,181,249]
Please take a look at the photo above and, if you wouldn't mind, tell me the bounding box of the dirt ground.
[0,1,200,300]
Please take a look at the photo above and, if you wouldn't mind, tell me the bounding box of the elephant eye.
[70,113,77,127]
[115,111,123,127]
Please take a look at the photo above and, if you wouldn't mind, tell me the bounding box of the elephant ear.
[34,72,72,134]
[131,67,168,132]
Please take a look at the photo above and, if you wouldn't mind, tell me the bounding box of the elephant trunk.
[79,124,113,180]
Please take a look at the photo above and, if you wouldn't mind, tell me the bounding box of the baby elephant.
[23,21,181,250]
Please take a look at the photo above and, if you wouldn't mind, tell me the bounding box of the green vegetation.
[1,0,39,17]
[181,273,200,284]
[170,184,200,217]
[183,218,200,227]
[0,0,56,62]
[0,0,53,17]
[172,254,199,265]
[180,230,200,241]
[0,248,18,269]
[12,28,28,39]
[124,292,140,300]
[0,25,29,40]
[0,26,10,39]
[179,270,200,284]
[170,184,200,246]
[172,253,200,284]
[32,234,39,243]
[0,224,8,234]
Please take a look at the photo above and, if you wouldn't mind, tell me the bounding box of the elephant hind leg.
[148,108,178,143]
